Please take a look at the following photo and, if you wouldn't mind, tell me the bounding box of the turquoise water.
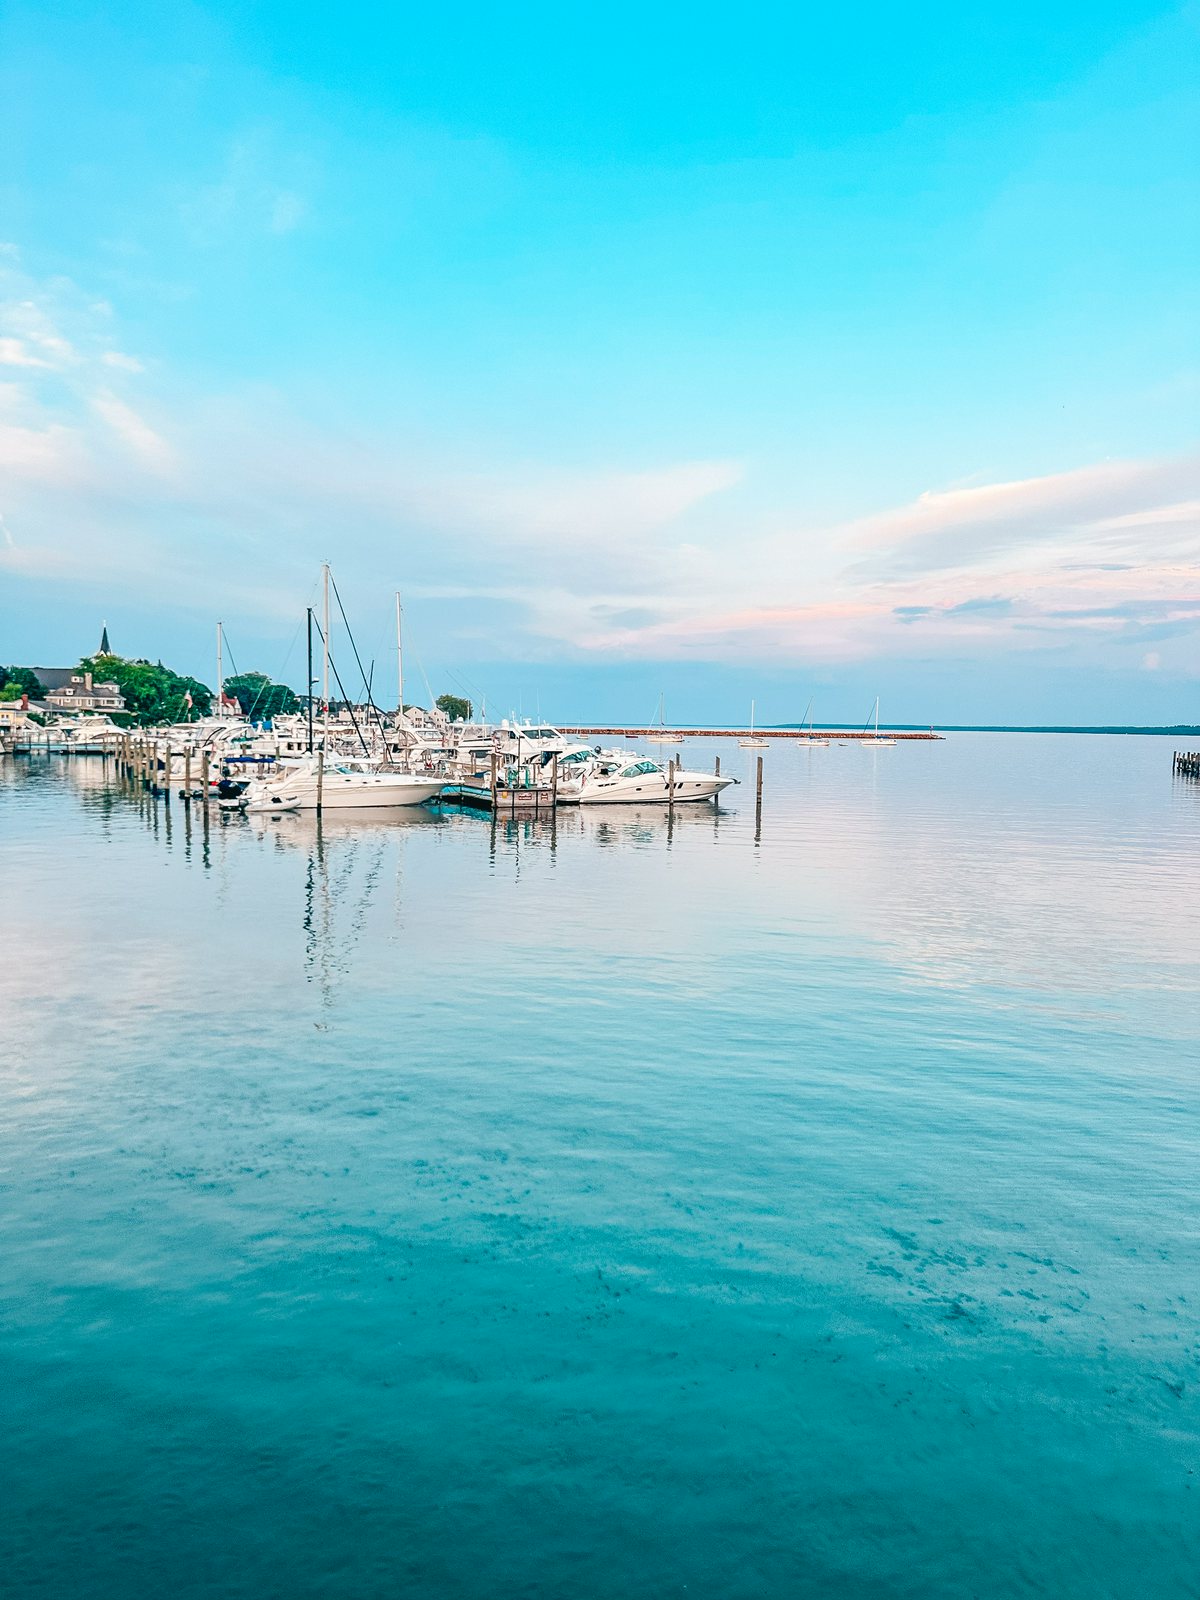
[2,736,1198,1598]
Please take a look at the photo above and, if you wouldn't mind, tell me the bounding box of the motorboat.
[242,757,444,811]
[560,751,734,805]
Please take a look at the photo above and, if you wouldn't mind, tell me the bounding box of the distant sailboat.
[862,697,896,745]
[645,691,683,744]
[739,699,768,748]
[801,697,829,746]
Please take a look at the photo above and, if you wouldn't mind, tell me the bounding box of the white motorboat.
[561,751,734,805]
[243,757,444,811]
[739,699,768,748]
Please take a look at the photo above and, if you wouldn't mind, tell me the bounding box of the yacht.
[559,750,734,806]
[242,756,445,811]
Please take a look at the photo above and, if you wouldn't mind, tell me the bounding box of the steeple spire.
[99,621,111,655]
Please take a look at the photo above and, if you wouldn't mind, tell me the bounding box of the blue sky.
[1,0,1197,722]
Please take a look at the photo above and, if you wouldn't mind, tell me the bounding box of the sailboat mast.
[322,562,331,743]
[401,595,412,720]
[306,607,314,754]
[216,621,223,720]
[750,698,755,736]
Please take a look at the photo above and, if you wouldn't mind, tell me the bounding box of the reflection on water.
[1,738,1199,1599]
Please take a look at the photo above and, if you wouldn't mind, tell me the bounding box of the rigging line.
[218,631,275,724]
[311,617,372,757]
[406,636,436,710]
[329,572,390,749]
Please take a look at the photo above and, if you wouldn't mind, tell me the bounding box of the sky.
[0,0,1197,724]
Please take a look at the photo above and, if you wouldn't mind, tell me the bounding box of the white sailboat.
[870,697,896,745]
[801,697,829,746]
[739,699,768,748]
[645,691,683,744]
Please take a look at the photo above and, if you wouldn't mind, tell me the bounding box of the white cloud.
[0,337,52,368]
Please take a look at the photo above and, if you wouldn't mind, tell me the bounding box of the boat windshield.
[620,760,661,777]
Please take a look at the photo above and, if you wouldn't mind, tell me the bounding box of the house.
[37,668,126,713]
[26,623,126,716]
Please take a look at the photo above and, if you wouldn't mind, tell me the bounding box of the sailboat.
[645,691,683,744]
[739,699,768,748]
[801,697,829,746]
[870,697,896,745]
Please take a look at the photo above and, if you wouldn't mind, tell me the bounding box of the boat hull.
[573,773,732,806]
[247,774,445,810]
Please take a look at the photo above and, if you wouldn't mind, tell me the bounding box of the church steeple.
[99,621,111,655]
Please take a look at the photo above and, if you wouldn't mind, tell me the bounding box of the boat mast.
[306,607,314,754]
[395,590,404,724]
[322,562,331,747]
[216,621,223,720]
[750,698,755,736]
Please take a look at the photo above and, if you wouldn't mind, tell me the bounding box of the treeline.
[73,655,299,725]
[80,654,213,725]
[0,666,47,702]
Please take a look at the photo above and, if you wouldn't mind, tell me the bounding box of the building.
[27,624,126,715]
[39,669,126,713]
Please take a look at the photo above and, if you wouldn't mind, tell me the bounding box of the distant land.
[773,724,1200,737]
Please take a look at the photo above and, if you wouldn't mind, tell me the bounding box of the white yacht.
[559,751,734,806]
[243,757,444,811]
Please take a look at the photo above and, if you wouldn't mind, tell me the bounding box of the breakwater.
[559,726,942,741]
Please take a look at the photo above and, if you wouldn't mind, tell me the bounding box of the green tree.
[78,654,213,725]
[436,693,472,722]
[223,672,300,720]
[0,666,48,701]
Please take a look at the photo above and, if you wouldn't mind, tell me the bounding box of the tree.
[436,693,472,722]
[78,653,213,725]
[223,671,300,721]
[0,666,47,701]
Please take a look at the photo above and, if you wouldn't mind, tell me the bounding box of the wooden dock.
[443,782,558,815]
[558,726,942,742]
[1173,750,1200,778]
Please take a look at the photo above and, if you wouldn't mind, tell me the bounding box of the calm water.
[2,736,1198,1598]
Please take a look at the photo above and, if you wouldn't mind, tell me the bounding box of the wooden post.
[162,746,171,801]
[200,749,210,803]
[184,745,191,798]
[490,749,497,808]
[714,754,720,777]
[551,751,559,808]
[668,756,676,810]
[316,747,325,814]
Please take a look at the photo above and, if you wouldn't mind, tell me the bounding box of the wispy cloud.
[2,254,1198,678]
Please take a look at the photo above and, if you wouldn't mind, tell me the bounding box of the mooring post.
[552,751,559,808]
[756,755,764,817]
[184,745,191,799]
[200,749,210,803]
[490,749,498,809]
[668,756,676,810]
[714,754,720,777]
[316,747,325,814]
